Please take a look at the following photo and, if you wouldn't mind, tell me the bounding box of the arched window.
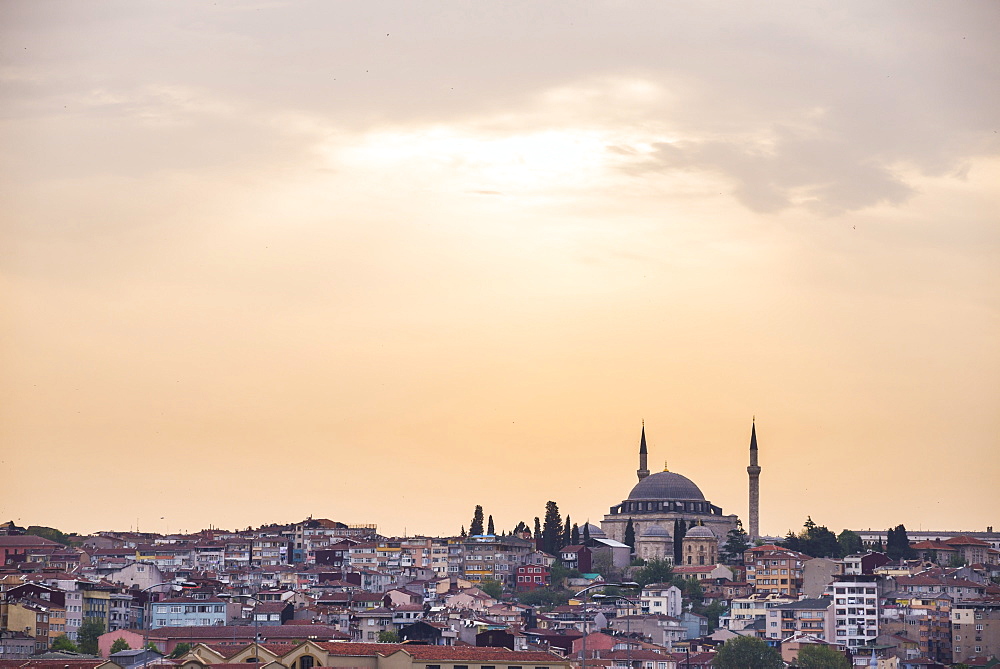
[300,655,316,669]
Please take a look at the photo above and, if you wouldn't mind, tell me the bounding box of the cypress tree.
[583,522,591,544]
[624,518,636,550]
[487,515,495,535]
[533,517,542,540]
[571,523,580,545]
[542,501,563,554]
[563,515,572,547]
[470,505,485,536]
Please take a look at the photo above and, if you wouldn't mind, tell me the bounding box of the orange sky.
[1,2,998,539]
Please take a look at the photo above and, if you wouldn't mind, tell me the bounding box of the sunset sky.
[2,2,998,539]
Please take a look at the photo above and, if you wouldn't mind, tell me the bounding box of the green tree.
[533,517,542,540]
[110,637,131,654]
[487,515,495,535]
[781,529,803,552]
[50,635,78,653]
[804,524,841,558]
[571,523,580,546]
[583,522,591,543]
[673,519,688,563]
[700,601,726,633]
[460,525,467,537]
[713,635,783,668]
[721,519,751,564]
[377,630,400,643]
[77,618,105,656]
[886,524,915,561]
[634,558,673,587]
[549,560,581,588]
[680,577,704,605]
[470,505,485,536]
[516,587,571,607]
[796,643,850,668]
[26,526,72,546]
[479,578,503,599]
[563,515,572,547]
[624,518,635,550]
[168,642,191,658]
[542,501,563,554]
[837,530,863,556]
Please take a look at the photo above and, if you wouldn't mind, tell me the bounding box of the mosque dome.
[628,471,705,501]
[684,524,717,539]
[584,523,607,538]
[640,524,671,538]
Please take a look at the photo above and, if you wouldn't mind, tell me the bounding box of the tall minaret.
[747,418,761,541]
[637,422,650,481]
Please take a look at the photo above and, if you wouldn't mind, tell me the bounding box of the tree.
[781,529,803,552]
[110,637,131,654]
[713,635,783,668]
[77,618,105,656]
[517,587,571,607]
[583,522,591,544]
[837,530,863,556]
[50,635,78,653]
[168,643,191,658]
[781,518,841,558]
[886,524,915,561]
[460,525,467,538]
[624,518,635,550]
[549,560,581,587]
[470,505,485,536]
[700,601,726,632]
[571,523,580,546]
[487,515,495,535]
[26,525,72,546]
[680,577,704,605]
[563,515,572,547]
[378,630,400,643]
[721,519,751,564]
[533,517,542,540]
[479,578,503,599]
[542,501,563,555]
[804,524,841,558]
[795,643,850,668]
[634,558,673,587]
[673,519,688,564]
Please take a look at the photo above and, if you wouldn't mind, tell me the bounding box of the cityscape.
[1,426,998,667]
[2,1,998,669]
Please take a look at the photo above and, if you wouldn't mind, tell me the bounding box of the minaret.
[747,418,761,541]
[637,422,650,481]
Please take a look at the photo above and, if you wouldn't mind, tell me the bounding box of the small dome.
[584,523,606,538]
[685,525,716,539]
[628,471,705,501]
[640,524,672,538]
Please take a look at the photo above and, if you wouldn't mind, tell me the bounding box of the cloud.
[637,128,915,215]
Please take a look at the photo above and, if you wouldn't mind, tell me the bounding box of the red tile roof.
[316,642,563,662]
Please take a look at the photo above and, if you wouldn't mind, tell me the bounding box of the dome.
[584,523,607,538]
[628,471,705,501]
[640,524,671,538]
[684,525,716,539]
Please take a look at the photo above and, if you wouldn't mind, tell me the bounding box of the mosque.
[598,422,759,563]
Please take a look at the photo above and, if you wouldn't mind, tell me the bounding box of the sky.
[1,1,998,540]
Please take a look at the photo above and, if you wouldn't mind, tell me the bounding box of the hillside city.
[2,433,999,669]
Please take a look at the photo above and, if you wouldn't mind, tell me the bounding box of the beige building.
[951,601,1000,664]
